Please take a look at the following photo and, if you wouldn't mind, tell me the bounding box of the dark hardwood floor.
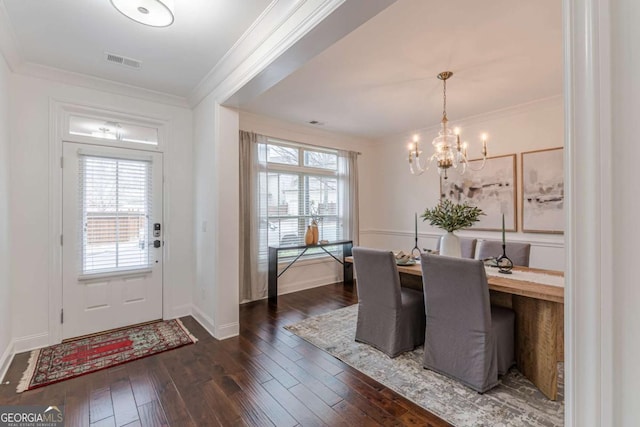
[0,283,451,426]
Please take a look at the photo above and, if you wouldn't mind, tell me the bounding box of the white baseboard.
[12,332,49,354]
[191,304,239,340]
[214,322,239,340]
[0,339,15,383]
[278,274,340,296]
[191,304,215,338]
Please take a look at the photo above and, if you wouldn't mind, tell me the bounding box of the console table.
[268,240,353,302]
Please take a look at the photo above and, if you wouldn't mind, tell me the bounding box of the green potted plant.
[421,199,484,257]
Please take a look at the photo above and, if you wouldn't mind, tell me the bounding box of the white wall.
[0,54,12,377]
[9,74,194,349]
[192,93,217,333]
[360,96,565,270]
[239,111,376,297]
[192,96,241,338]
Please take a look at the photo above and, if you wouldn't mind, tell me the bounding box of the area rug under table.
[17,319,197,393]
[285,305,564,427]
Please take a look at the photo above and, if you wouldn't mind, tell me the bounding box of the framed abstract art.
[521,147,564,234]
[440,154,517,231]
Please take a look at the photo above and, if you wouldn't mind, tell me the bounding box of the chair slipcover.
[435,236,477,259]
[352,247,425,357]
[475,240,532,267]
[420,254,515,392]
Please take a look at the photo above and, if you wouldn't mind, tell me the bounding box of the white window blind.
[78,155,152,275]
[260,139,343,258]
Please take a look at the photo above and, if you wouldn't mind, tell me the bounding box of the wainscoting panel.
[360,229,565,271]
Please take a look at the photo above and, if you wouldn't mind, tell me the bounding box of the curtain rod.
[246,130,362,155]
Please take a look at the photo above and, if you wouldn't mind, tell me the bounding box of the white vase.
[440,231,462,258]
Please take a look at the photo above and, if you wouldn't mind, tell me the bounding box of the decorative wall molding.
[0,0,189,109]
[379,95,563,146]
[191,0,348,106]
[0,1,22,71]
[17,62,190,108]
[239,110,373,151]
[194,0,397,107]
[360,228,565,249]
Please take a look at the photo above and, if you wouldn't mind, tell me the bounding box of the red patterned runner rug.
[17,319,197,393]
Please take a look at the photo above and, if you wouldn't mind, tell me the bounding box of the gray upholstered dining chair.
[420,254,515,392]
[352,247,426,358]
[435,236,477,259]
[475,239,531,267]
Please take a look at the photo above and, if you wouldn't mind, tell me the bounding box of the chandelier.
[408,71,488,179]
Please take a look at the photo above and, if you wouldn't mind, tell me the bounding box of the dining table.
[345,256,564,401]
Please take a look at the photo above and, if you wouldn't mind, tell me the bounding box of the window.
[261,140,342,254]
[69,115,159,146]
[79,154,153,275]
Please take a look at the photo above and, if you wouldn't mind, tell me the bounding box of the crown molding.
[15,62,190,108]
[188,0,350,107]
[0,0,22,71]
[2,0,395,112]
[0,0,183,108]
[379,94,564,144]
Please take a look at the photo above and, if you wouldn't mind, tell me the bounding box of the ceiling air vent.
[105,52,142,70]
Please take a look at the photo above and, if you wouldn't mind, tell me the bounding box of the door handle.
[153,240,161,248]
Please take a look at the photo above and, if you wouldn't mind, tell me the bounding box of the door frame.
[48,100,171,345]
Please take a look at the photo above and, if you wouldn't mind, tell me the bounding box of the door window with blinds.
[78,153,153,275]
[262,140,341,254]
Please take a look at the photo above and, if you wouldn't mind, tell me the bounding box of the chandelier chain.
[442,78,447,120]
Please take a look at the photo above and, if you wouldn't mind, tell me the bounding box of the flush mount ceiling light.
[110,0,175,27]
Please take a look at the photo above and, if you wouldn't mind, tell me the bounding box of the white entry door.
[62,142,163,339]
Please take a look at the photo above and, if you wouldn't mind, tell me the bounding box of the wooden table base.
[490,290,563,401]
[512,295,563,400]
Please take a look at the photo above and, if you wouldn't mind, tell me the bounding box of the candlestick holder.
[496,244,513,274]
[411,237,421,259]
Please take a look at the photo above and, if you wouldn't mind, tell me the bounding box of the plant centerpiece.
[421,199,484,257]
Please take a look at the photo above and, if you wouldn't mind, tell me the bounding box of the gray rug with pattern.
[285,304,563,427]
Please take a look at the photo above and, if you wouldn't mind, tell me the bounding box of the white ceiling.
[239,0,563,139]
[2,0,271,97]
[1,0,563,139]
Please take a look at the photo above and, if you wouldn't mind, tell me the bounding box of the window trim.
[62,107,165,152]
[262,139,343,256]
